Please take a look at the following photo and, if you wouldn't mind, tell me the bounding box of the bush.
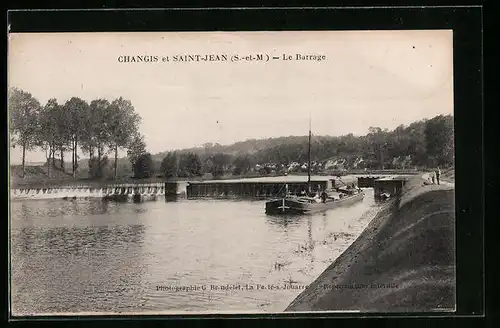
[160,152,178,179]
[178,152,202,177]
[133,153,154,178]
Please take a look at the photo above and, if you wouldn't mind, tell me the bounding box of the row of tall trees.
[9,88,145,179]
[9,87,453,180]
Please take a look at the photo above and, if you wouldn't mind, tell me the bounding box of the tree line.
[8,88,150,179]
[9,87,453,181]
[251,115,454,169]
[157,114,454,179]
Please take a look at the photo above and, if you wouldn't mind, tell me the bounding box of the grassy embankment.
[9,164,290,189]
[286,175,455,312]
[9,164,167,189]
[440,167,455,182]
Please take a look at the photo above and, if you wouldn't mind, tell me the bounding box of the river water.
[10,188,379,315]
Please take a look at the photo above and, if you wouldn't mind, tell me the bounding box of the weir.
[10,183,171,202]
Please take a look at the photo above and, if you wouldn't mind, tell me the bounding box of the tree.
[88,156,110,179]
[208,153,232,178]
[54,103,71,172]
[63,97,89,177]
[127,133,147,170]
[90,99,112,163]
[107,97,141,179]
[37,98,60,177]
[399,120,426,167]
[425,115,454,167]
[232,154,252,176]
[178,152,202,177]
[259,166,272,175]
[80,103,97,163]
[8,88,42,178]
[366,127,390,169]
[160,152,178,179]
[78,99,114,178]
[134,153,154,178]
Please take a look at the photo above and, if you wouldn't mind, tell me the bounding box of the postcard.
[8,30,455,316]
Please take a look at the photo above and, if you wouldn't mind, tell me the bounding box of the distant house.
[389,155,412,169]
[337,158,347,168]
[323,159,336,170]
[267,163,277,170]
[352,157,365,169]
[287,162,300,172]
[324,158,347,170]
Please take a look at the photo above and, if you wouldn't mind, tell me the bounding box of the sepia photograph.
[8,30,455,316]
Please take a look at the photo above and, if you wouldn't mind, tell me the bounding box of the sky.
[8,30,453,164]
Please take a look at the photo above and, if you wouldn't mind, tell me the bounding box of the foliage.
[178,152,203,178]
[88,156,110,179]
[9,88,144,180]
[63,97,89,175]
[134,153,154,178]
[89,99,112,155]
[127,133,147,168]
[424,115,454,167]
[37,99,59,173]
[9,88,41,144]
[160,152,178,179]
[107,97,141,178]
[232,154,252,176]
[206,153,232,178]
[259,166,272,175]
[8,87,455,180]
[165,115,454,174]
[8,88,42,176]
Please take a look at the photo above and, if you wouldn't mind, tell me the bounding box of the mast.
[307,114,312,192]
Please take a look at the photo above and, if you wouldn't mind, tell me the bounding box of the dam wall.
[286,176,455,312]
[9,183,178,202]
[186,175,358,199]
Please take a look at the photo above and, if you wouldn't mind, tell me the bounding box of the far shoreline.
[8,168,431,190]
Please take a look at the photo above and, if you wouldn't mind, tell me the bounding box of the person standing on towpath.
[435,166,441,185]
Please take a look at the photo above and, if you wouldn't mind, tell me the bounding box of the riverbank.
[9,171,168,190]
[441,167,455,183]
[10,164,413,189]
[285,175,455,312]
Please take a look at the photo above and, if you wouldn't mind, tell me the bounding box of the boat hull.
[265,192,364,215]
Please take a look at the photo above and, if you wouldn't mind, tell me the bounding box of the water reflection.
[15,225,146,256]
[11,222,147,314]
[307,216,314,259]
[265,214,307,228]
[164,195,180,203]
[10,189,378,315]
